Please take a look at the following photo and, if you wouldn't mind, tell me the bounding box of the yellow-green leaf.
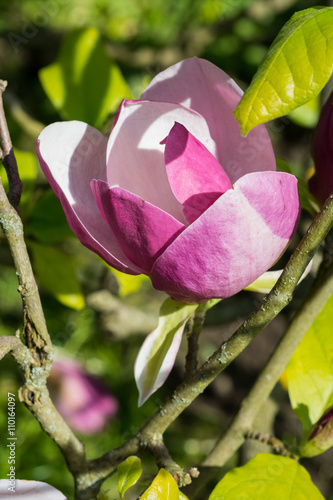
[30,242,84,310]
[285,292,333,432]
[110,268,150,297]
[209,454,324,500]
[118,456,142,499]
[140,469,179,500]
[39,27,131,128]
[234,7,333,135]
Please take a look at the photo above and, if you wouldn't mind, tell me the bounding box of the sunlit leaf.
[285,292,333,432]
[110,268,150,297]
[208,454,324,500]
[140,469,179,500]
[39,27,131,128]
[288,94,320,128]
[30,242,84,310]
[26,190,74,244]
[118,456,142,499]
[134,299,198,406]
[234,7,333,135]
[179,491,189,500]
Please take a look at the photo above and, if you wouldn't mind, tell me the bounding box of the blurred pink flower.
[48,359,118,435]
[309,91,333,205]
[37,57,300,303]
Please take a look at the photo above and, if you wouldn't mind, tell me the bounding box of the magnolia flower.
[37,58,300,303]
[309,90,333,205]
[48,359,118,434]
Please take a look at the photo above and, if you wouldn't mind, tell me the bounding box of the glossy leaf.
[140,469,179,500]
[30,242,84,310]
[208,454,325,500]
[285,292,333,431]
[26,190,74,244]
[135,299,198,406]
[39,27,131,128]
[234,7,333,135]
[118,456,142,499]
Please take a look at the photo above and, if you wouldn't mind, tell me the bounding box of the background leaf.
[39,27,132,128]
[118,456,142,499]
[285,292,333,432]
[208,454,325,500]
[30,242,85,310]
[26,190,74,244]
[140,469,179,500]
[234,7,333,135]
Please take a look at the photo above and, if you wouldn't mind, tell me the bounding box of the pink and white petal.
[91,181,186,273]
[165,122,232,222]
[37,121,141,274]
[142,57,276,183]
[150,172,300,302]
[0,480,67,499]
[134,298,198,406]
[106,100,216,223]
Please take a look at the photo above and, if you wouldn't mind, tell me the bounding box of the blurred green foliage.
[1,0,332,499]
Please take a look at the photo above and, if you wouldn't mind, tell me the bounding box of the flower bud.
[309,91,333,205]
[300,406,333,457]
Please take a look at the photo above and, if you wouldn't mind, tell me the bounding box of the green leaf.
[276,158,320,216]
[30,242,84,310]
[110,268,150,297]
[285,292,333,432]
[234,7,333,135]
[26,190,74,244]
[288,94,320,128]
[135,299,198,406]
[208,454,325,500]
[39,27,132,128]
[118,456,142,499]
[140,469,179,500]
[179,492,189,500]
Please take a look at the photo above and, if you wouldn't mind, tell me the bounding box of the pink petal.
[37,121,141,274]
[142,57,276,183]
[150,172,300,302]
[91,180,186,273]
[106,99,217,223]
[165,122,232,223]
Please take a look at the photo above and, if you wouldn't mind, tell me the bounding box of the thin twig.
[184,302,208,379]
[245,430,297,459]
[0,80,22,210]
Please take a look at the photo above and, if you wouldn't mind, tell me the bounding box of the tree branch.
[0,81,22,209]
[202,262,333,466]
[81,194,333,492]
